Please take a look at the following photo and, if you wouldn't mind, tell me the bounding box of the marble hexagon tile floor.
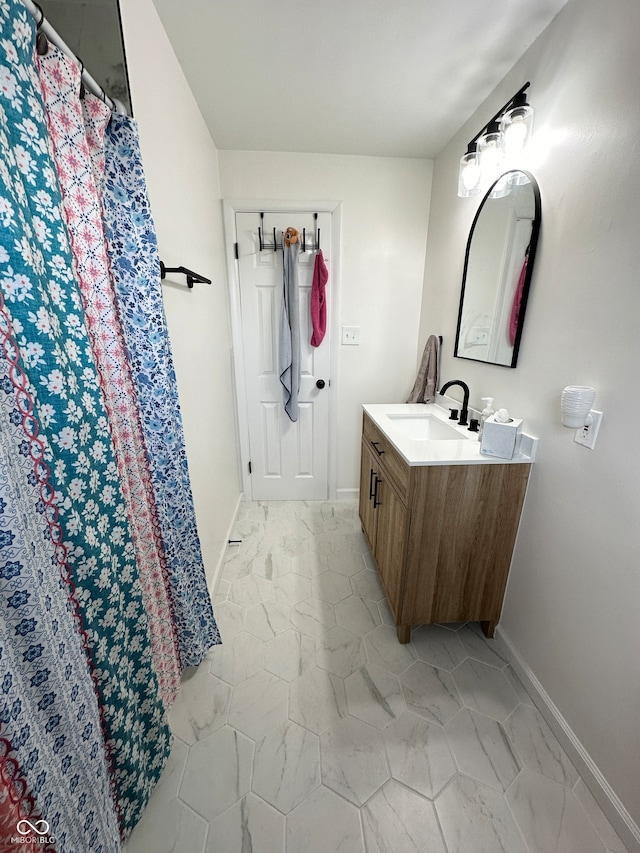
[125,500,627,853]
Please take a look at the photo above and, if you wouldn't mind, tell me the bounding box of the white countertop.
[363,403,537,466]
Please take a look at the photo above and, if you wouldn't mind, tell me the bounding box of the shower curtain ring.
[76,57,87,99]
[33,1,44,27]
[34,2,49,55]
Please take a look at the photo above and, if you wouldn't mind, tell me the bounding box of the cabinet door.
[374,476,409,620]
[358,441,378,550]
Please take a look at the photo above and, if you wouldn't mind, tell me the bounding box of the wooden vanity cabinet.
[359,412,531,643]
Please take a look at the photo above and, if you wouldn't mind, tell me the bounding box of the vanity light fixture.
[457,82,533,198]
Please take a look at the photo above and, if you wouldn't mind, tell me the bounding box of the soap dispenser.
[478,397,495,440]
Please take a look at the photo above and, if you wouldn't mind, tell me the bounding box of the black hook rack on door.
[258,212,321,253]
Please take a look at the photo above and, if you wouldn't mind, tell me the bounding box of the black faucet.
[439,380,470,426]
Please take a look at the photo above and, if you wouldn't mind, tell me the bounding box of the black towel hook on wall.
[159,261,211,289]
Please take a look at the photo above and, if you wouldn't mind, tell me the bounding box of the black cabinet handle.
[373,477,382,508]
[369,468,376,500]
[372,441,385,456]
[316,379,326,389]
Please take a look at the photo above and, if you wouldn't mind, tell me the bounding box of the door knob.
[316,379,326,389]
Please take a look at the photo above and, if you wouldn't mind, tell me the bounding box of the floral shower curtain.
[37,44,182,708]
[100,113,221,668]
[0,1,220,849]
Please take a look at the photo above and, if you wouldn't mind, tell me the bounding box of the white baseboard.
[336,488,358,500]
[208,492,244,598]
[494,625,640,852]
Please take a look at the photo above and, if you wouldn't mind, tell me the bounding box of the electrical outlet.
[574,409,603,449]
[341,326,361,345]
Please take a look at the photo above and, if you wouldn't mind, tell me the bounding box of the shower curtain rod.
[20,0,127,115]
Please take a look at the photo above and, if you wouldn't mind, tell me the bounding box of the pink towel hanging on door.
[311,249,328,346]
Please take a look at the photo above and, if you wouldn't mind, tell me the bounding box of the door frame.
[223,199,342,501]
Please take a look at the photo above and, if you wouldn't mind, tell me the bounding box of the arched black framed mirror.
[454,170,541,368]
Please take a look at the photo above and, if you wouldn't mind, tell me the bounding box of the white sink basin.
[363,403,536,466]
[386,413,468,441]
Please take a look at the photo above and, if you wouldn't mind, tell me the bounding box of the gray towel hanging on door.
[279,236,301,421]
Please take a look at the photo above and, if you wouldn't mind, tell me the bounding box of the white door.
[235,211,332,500]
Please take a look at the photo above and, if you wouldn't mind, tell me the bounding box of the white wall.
[119,0,241,585]
[419,0,640,837]
[219,151,433,493]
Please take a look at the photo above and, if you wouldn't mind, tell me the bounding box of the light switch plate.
[342,326,361,345]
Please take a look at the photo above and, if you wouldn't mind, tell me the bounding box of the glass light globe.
[458,150,481,197]
[500,105,533,158]
[489,173,511,199]
[477,130,504,185]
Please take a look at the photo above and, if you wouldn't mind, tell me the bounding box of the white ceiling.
[151,0,569,159]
